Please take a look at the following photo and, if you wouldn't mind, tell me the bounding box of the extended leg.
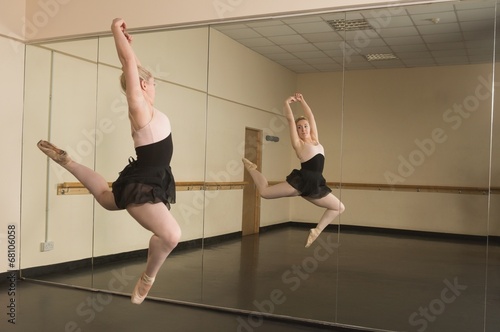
[126,202,181,304]
[304,193,345,247]
[37,140,118,210]
[242,158,299,199]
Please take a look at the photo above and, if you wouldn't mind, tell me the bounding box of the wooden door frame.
[242,127,262,236]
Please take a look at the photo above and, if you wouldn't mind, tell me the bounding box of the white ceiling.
[213,1,497,73]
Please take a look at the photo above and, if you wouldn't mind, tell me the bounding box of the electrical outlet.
[40,241,54,252]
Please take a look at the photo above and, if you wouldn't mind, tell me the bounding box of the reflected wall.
[20,1,499,331]
[336,2,494,331]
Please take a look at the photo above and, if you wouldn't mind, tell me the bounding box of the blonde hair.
[119,65,153,92]
[295,116,308,124]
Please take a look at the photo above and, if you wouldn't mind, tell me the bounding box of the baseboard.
[203,231,242,246]
[21,258,92,279]
[289,221,487,243]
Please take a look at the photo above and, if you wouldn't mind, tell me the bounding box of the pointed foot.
[242,158,257,171]
[305,228,321,248]
[131,273,155,305]
[37,140,71,166]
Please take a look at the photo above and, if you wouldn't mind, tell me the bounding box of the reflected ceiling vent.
[327,19,373,31]
[365,53,399,61]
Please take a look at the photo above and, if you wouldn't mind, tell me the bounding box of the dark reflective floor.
[201,227,496,332]
[7,226,500,332]
[0,278,358,332]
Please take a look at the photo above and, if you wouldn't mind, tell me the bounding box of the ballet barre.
[330,182,490,195]
[205,182,247,190]
[56,181,248,195]
[265,181,491,195]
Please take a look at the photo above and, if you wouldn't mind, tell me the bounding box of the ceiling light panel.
[365,53,399,61]
[327,19,373,31]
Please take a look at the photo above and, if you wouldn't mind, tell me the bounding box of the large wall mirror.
[20,1,498,331]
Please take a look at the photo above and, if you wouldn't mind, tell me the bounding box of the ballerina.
[38,18,181,304]
[243,93,344,247]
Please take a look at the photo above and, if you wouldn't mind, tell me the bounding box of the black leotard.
[286,154,332,199]
[111,134,176,209]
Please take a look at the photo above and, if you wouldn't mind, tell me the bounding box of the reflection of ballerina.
[37,18,181,305]
[243,93,345,248]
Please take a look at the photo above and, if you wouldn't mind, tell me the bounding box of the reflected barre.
[330,182,491,195]
[266,182,492,195]
[57,181,248,195]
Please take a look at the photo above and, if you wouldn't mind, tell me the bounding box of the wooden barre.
[268,181,491,195]
[57,181,248,195]
[332,182,489,195]
[57,181,493,196]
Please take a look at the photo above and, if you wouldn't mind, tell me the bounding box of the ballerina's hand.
[123,29,132,43]
[294,93,304,101]
[112,18,132,43]
[286,96,297,104]
[121,23,132,43]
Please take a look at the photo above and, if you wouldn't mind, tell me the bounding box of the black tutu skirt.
[112,158,176,210]
[286,169,332,199]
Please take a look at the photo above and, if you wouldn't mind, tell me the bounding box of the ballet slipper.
[37,140,71,166]
[242,158,257,171]
[131,272,155,305]
[305,228,321,248]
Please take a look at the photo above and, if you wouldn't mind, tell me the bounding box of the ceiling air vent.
[327,19,373,31]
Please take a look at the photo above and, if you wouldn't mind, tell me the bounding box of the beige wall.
[0,2,25,273]
[0,33,25,273]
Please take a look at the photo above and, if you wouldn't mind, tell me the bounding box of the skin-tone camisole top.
[298,141,325,163]
[131,108,171,148]
[131,108,173,167]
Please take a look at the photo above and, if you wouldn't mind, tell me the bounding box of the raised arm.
[111,18,147,116]
[295,93,319,142]
[284,95,302,151]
